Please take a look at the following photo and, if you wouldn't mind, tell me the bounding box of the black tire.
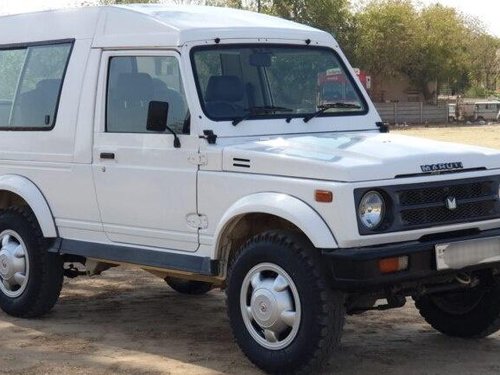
[0,207,63,318]
[165,276,213,295]
[226,230,345,375]
[415,275,500,338]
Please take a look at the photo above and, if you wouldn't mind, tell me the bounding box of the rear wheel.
[0,207,63,318]
[165,276,213,295]
[226,231,345,374]
[415,275,500,338]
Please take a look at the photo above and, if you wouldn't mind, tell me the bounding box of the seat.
[152,78,187,132]
[204,75,245,118]
[12,79,61,127]
[108,73,153,133]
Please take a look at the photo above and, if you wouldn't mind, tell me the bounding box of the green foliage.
[270,0,356,58]
[466,31,500,92]
[465,86,497,99]
[405,5,471,99]
[353,0,499,98]
[354,0,418,77]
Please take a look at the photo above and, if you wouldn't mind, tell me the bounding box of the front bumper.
[323,228,500,291]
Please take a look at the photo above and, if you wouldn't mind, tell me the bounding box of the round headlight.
[358,191,385,230]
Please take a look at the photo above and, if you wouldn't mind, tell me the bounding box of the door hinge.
[186,214,208,229]
[188,153,208,166]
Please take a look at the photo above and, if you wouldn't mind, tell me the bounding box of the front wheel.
[415,274,500,338]
[0,207,63,318]
[226,231,345,374]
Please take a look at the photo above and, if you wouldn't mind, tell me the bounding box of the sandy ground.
[2,124,500,375]
[393,123,500,149]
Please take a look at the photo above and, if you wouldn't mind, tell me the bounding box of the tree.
[353,0,490,100]
[404,4,470,100]
[354,0,419,78]
[269,0,356,58]
[466,30,500,92]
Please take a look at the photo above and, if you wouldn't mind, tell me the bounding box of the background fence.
[374,102,448,124]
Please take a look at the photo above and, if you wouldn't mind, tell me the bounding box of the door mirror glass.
[146,101,169,132]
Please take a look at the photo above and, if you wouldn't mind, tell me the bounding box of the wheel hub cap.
[0,231,29,298]
[252,290,275,324]
[240,263,301,350]
[0,250,16,279]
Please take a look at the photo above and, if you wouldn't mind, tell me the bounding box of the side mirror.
[147,101,169,132]
[146,100,181,148]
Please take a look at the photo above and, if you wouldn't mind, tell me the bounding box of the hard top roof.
[0,5,334,48]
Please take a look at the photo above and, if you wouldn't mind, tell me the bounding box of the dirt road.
[2,124,500,375]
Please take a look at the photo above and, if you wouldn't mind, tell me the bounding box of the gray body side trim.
[55,239,218,276]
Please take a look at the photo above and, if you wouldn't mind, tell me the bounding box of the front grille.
[396,178,499,230]
[399,181,493,206]
[401,200,496,226]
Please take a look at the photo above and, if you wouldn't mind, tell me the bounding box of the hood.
[222,133,500,182]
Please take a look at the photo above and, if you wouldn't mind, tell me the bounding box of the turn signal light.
[378,256,409,274]
[315,190,333,203]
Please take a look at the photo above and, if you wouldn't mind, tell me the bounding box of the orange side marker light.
[315,190,333,203]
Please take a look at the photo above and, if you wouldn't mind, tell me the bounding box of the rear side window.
[0,41,72,130]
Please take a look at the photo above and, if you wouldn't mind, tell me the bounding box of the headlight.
[358,191,385,229]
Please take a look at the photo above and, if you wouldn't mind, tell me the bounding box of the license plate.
[435,237,500,270]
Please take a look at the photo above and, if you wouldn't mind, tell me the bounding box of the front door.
[92,51,199,251]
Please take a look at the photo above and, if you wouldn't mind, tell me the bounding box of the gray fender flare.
[215,192,337,250]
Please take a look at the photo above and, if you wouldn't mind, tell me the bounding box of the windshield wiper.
[232,106,293,126]
[303,102,362,123]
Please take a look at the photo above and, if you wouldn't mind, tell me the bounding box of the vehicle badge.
[445,196,457,211]
[421,162,463,174]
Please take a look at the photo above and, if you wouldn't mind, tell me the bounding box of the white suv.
[1,5,500,374]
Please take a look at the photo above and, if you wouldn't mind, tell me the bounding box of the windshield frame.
[189,43,369,124]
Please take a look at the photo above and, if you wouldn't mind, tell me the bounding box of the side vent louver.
[233,158,251,168]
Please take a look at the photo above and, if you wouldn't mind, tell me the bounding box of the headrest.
[36,79,61,95]
[115,73,153,103]
[205,75,244,103]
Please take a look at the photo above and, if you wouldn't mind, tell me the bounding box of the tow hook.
[416,273,480,297]
[455,272,479,287]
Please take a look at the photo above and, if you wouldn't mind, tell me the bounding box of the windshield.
[191,45,367,123]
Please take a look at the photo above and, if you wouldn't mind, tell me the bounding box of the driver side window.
[106,55,188,134]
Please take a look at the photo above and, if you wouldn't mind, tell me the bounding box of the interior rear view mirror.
[249,52,272,67]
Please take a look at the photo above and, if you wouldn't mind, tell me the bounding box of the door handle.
[100,152,115,160]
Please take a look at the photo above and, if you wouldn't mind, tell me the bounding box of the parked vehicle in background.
[459,100,500,122]
[3,5,500,375]
[317,67,371,106]
[474,101,500,122]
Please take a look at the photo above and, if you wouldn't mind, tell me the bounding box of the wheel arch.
[0,175,57,238]
[214,193,337,278]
